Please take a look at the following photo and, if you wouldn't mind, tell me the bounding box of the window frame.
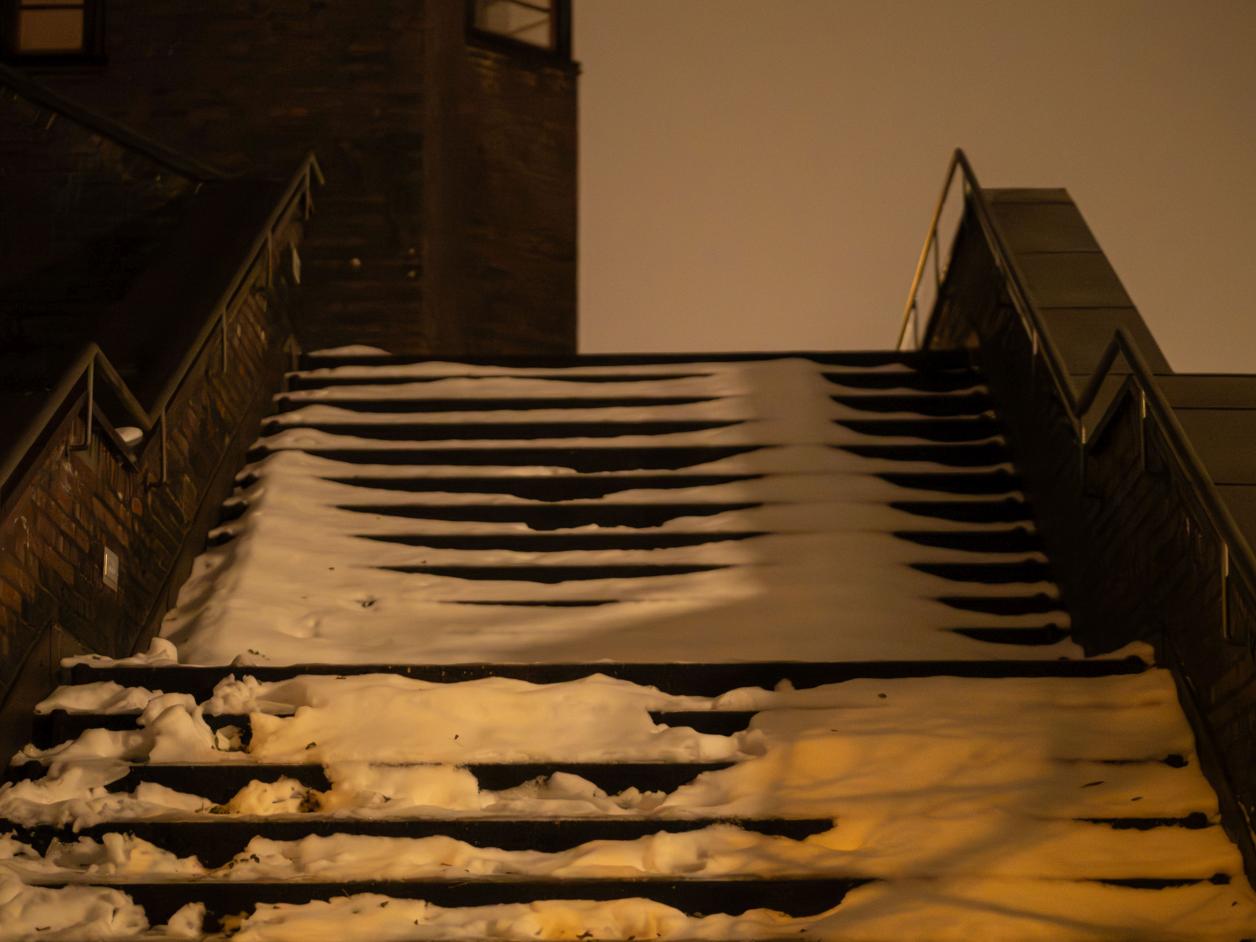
[1,0,107,67]
[465,0,572,62]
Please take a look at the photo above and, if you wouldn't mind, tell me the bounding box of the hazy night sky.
[575,0,1256,372]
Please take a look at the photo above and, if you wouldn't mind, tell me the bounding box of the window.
[468,0,570,59]
[2,0,105,62]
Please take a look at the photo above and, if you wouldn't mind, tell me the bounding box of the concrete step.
[894,526,1041,553]
[317,473,763,500]
[252,444,765,470]
[912,559,1052,584]
[44,876,866,925]
[890,497,1031,523]
[878,469,1020,495]
[379,563,730,582]
[839,441,1010,466]
[5,761,738,802]
[287,371,715,390]
[275,395,722,414]
[261,418,744,440]
[62,658,1148,702]
[31,710,762,749]
[822,368,982,392]
[355,531,767,551]
[6,817,833,869]
[835,415,1001,442]
[332,501,760,528]
[829,390,994,416]
[298,349,974,371]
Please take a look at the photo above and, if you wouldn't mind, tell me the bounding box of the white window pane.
[18,9,85,52]
[475,0,554,49]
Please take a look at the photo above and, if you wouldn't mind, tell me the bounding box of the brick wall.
[27,1,578,357]
[457,43,578,354]
[31,0,425,354]
[0,84,197,371]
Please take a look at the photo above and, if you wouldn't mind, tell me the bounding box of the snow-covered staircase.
[3,351,1255,939]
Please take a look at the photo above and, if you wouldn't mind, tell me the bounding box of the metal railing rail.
[0,152,322,504]
[0,62,227,183]
[898,150,1079,430]
[900,147,1256,647]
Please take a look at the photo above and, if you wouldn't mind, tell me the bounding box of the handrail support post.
[1079,421,1088,493]
[74,358,95,452]
[160,409,168,485]
[1221,541,1231,641]
[932,235,941,294]
[85,358,94,451]
[1138,386,1149,469]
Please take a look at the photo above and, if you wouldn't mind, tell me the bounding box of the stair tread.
[332,501,761,527]
[276,396,725,413]
[378,564,730,582]
[6,762,739,805]
[30,710,762,745]
[299,350,973,369]
[356,532,769,550]
[288,372,718,389]
[270,445,766,470]
[31,876,868,922]
[5,817,836,869]
[263,419,745,440]
[61,659,1148,706]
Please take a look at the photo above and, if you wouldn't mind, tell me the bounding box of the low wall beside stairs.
[0,238,300,768]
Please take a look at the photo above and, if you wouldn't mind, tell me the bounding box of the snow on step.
[2,353,1255,940]
[3,669,1255,935]
[159,358,1076,667]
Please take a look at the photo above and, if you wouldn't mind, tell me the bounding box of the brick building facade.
[0,1,579,754]
[7,0,578,355]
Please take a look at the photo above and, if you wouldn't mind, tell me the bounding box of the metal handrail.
[0,152,322,502]
[0,62,227,183]
[898,150,1079,431]
[901,147,1256,643]
[897,153,964,351]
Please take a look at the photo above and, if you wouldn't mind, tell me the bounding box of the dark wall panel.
[929,186,1256,884]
